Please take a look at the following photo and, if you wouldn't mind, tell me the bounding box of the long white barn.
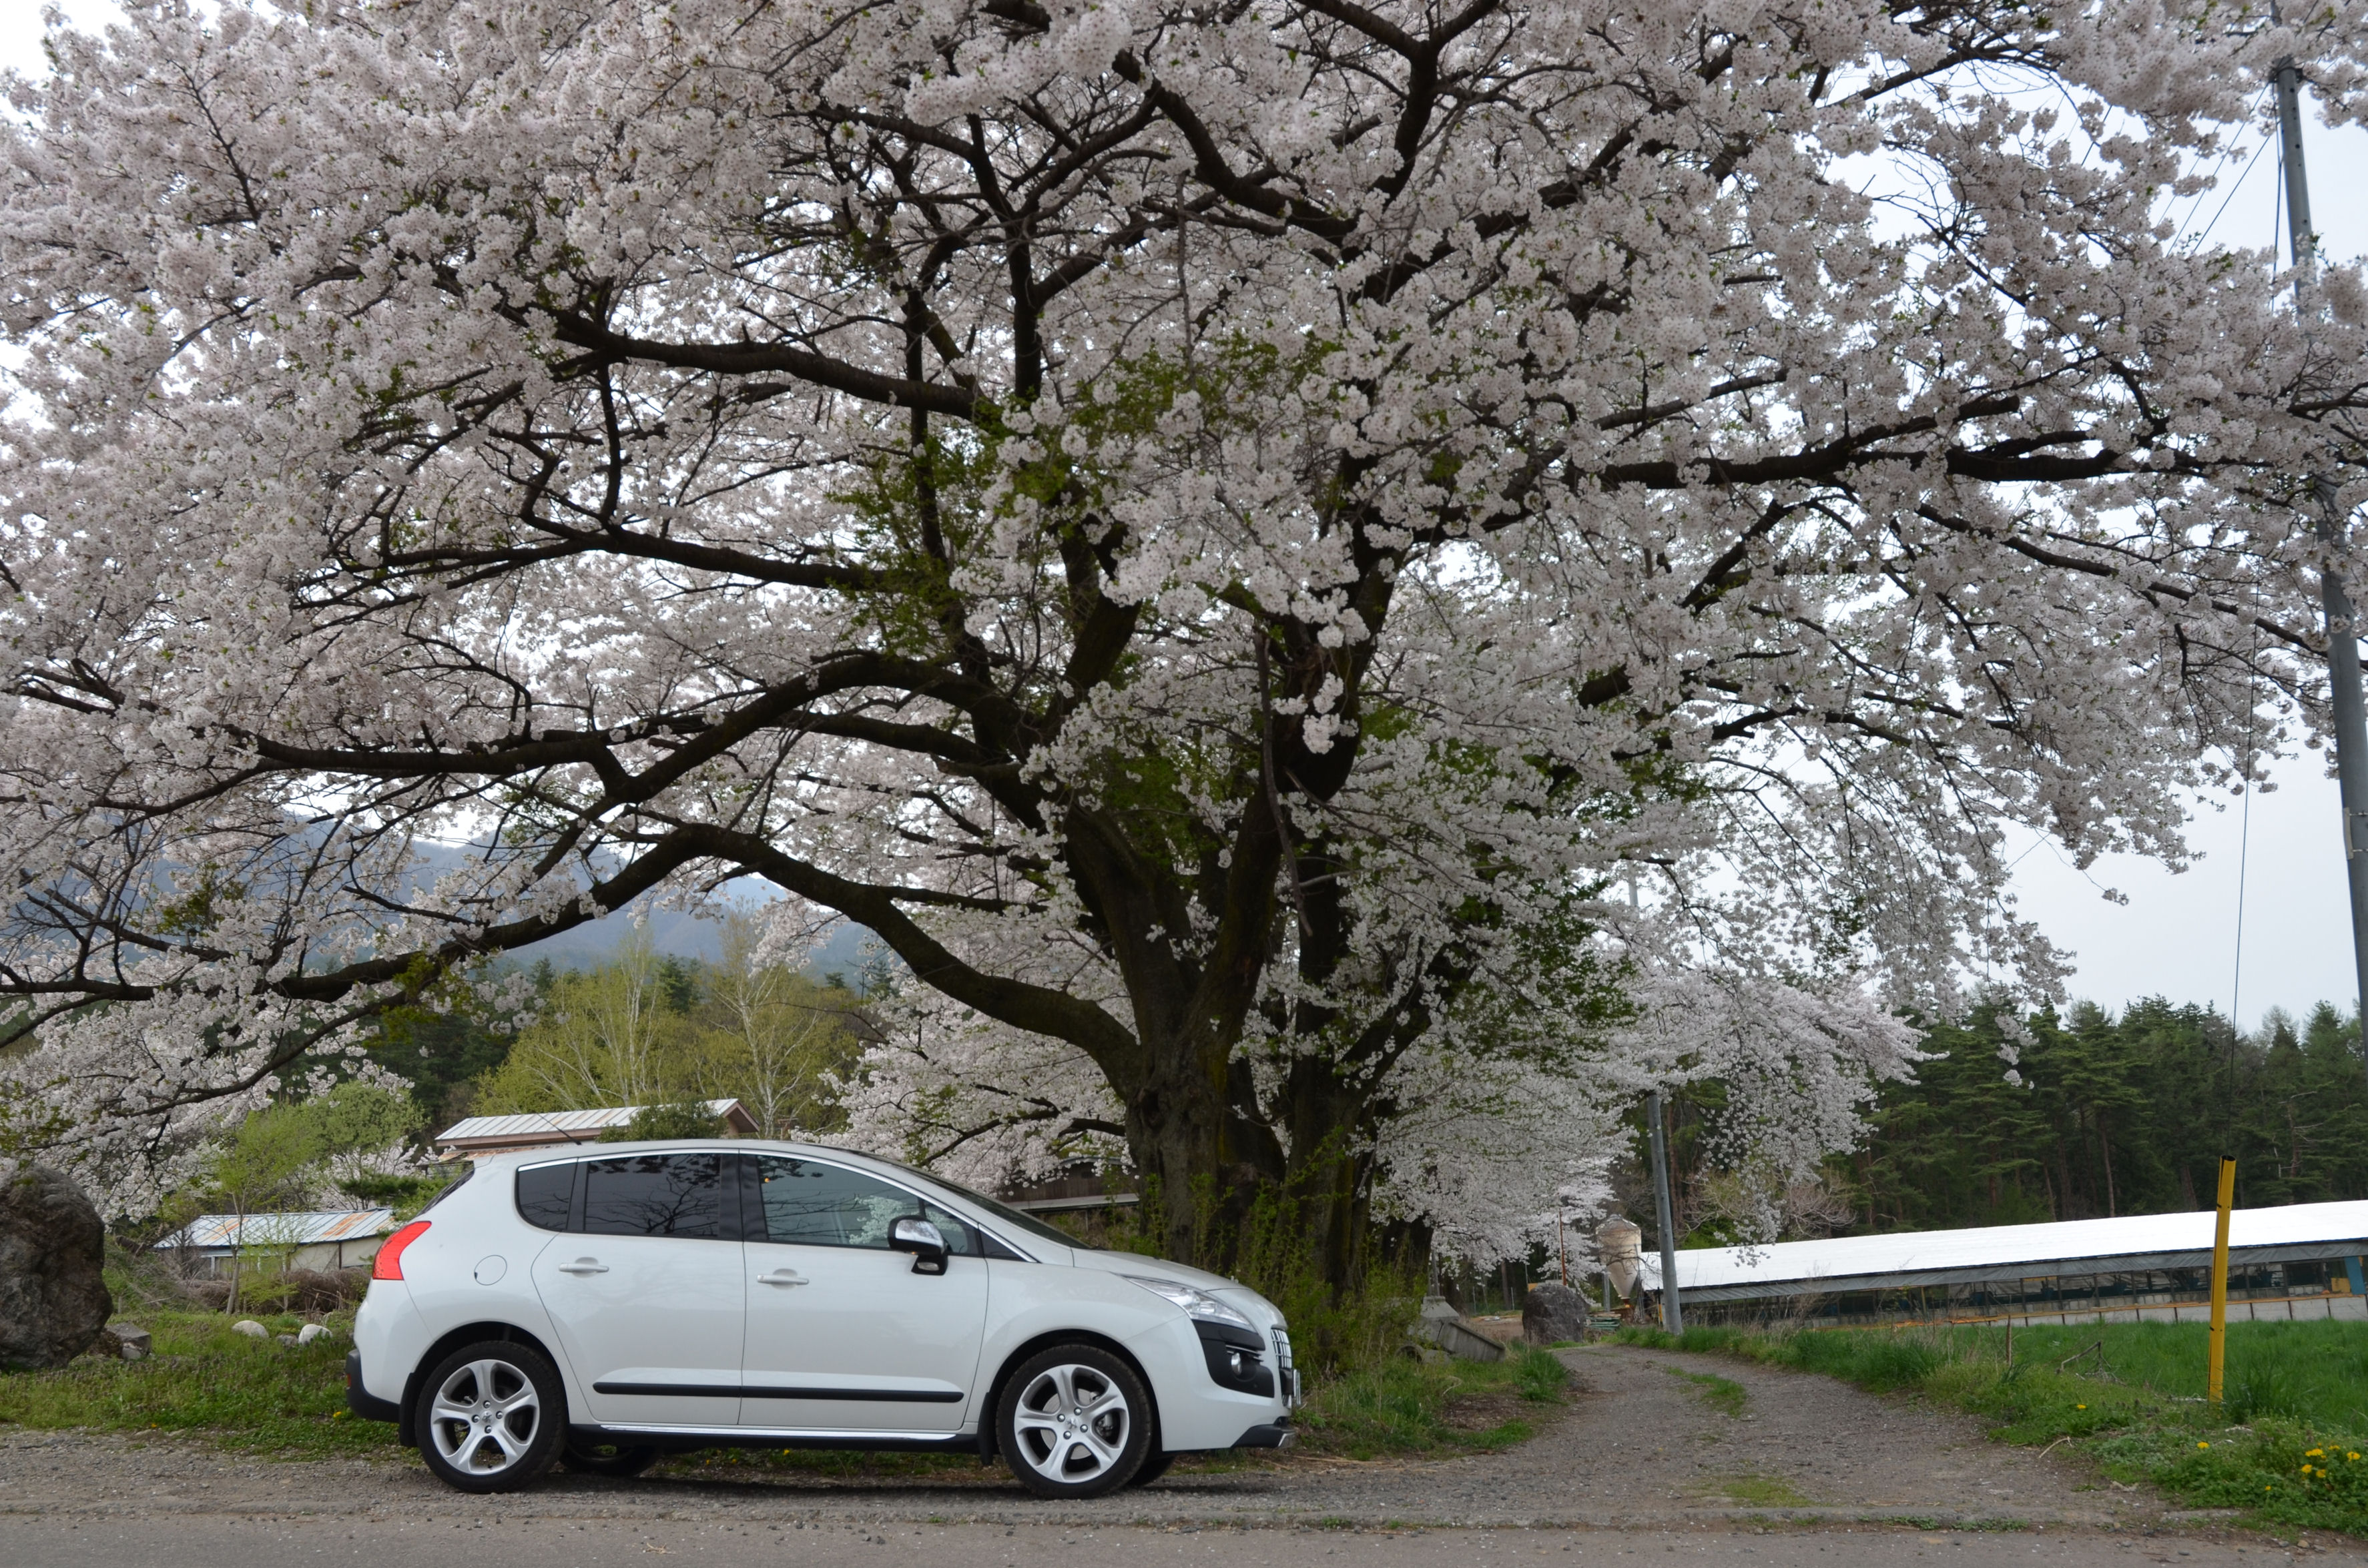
[1638,1200,2368,1322]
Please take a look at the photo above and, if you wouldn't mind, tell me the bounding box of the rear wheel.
[998,1343,1151,1499]
[412,1340,565,1493]
[559,1439,662,1479]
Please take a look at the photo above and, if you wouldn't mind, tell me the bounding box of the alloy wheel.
[1009,1362,1133,1486]
[426,1356,543,1476]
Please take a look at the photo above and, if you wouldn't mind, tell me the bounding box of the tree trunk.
[1123,1028,1284,1271]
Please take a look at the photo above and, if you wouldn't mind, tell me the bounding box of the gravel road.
[1,1343,2357,1566]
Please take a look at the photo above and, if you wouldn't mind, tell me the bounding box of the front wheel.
[998,1344,1152,1499]
[1125,1447,1177,1487]
[412,1340,565,1493]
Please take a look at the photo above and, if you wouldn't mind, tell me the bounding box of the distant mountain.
[401,841,880,982]
[514,894,878,982]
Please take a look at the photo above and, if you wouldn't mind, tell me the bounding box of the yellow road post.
[2208,1155,2236,1404]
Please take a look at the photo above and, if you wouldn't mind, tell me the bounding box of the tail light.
[372,1220,432,1281]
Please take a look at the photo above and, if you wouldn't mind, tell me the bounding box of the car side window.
[753,1155,975,1255]
[515,1160,574,1232]
[579,1152,724,1238]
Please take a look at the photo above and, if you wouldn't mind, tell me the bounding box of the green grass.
[0,1310,395,1459]
[1614,1318,2368,1537]
[1294,1344,1572,1460]
[1666,1365,1748,1417]
[1,1309,1572,1471]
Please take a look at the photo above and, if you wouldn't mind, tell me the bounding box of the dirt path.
[0,1344,2279,1536]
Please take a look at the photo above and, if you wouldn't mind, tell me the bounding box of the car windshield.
[862,1157,1088,1249]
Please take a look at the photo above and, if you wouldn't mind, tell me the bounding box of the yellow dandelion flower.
[2309,1447,2325,1457]
[2198,1441,2210,1449]
[2076,1404,2087,1411]
[2351,1452,2362,1461]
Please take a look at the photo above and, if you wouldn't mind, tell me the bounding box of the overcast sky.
[6,3,2368,1029]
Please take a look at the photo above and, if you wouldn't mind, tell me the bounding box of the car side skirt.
[592,1381,963,1403]
[567,1421,982,1455]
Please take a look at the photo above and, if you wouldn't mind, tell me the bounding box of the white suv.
[345,1140,1297,1496]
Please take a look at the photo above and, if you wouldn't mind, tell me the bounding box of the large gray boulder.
[0,1161,113,1370]
[1522,1281,1594,1346]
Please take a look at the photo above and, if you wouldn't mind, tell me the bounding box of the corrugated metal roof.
[434,1100,751,1146]
[1639,1200,2368,1301]
[158,1209,397,1250]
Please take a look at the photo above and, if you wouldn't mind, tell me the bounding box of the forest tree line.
[1644,998,2368,1244]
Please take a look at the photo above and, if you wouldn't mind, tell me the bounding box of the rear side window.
[580,1153,725,1238]
[754,1155,975,1254]
[515,1162,575,1231]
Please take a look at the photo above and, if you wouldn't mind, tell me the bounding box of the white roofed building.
[1638,1200,2368,1327]
[432,1100,759,1158]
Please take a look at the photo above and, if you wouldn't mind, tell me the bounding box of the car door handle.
[756,1270,808,1287]
[557,1258,609,1275]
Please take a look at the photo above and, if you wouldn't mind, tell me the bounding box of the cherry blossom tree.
[2,0,2364,1267]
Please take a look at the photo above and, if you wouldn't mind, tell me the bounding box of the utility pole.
[1647,1090,1683,1334]
[2271,31,2368,1081]
[1626,867,1685,1332]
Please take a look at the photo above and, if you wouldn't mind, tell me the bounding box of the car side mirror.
[890,1216,949,1274]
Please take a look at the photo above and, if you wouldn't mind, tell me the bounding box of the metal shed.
[154,1208,398,1276]
[1641,1200,2368,1326]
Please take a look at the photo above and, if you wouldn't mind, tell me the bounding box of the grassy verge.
[1,1310,1570,1470]
[0,1310,394,1459]
[1292,1344,1570,1459]
[1614,1319,2368,1537]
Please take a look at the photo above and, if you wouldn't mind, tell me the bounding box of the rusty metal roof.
[157,1208,397,1251]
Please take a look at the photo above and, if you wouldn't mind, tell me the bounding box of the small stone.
[113,1322,152,1360]
[275,1333,298,1346]
[231,1318,268,1339]
[295,1322,328,1346]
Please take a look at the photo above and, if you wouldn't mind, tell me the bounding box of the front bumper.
[1232,1421,1295,1449]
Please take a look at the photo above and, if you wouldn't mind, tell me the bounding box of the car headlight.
[1124,1275,1255,1329]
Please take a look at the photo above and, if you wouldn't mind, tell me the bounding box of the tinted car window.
[580,1153,723,1238]
[754,1156,974,1254]
[514,1162,573,1232]
[866,1156,1079,1250]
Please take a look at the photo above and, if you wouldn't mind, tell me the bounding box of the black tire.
[997,1343,1152,1499]
[559,1439,663,1479]
[1125,1446,1177,1487]
[412,1338,566,1493]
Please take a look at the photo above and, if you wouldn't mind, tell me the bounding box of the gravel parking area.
[1,1342,2347,1564]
